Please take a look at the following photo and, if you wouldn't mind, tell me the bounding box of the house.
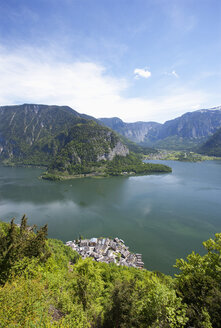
[110,240,117,250]
[101,245,108,255]
[107,249,114,257]
[89,238,97,246]
[104,238,110,246]
[80,239,89,247]
[121,250,130,258]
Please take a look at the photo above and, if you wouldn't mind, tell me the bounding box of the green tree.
[0,216,51,285]
[175,233,221,328]
[103,279,139,328]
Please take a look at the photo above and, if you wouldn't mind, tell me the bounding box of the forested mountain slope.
[0,104,171,178]
[198,127,221,156]
[0,104,128,166]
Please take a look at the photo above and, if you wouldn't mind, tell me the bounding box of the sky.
[0,0,221,123]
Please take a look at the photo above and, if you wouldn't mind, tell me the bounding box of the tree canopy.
[0,217,220,327]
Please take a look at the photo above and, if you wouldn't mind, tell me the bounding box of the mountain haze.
[99,117,161,143]
[100,106,221,150]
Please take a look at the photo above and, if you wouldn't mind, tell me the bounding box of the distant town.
[66,237,144,269]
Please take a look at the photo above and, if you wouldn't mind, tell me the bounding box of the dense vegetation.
[0,217,220,327]
[198,127,221,157]
[105,154,172,176]
[43,153,171,180]
[0,104,121,166]
[0,104,171,179]
[145,150,217,162]
[142,135,206,151]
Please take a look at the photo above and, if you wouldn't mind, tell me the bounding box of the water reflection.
[0,161,221,275]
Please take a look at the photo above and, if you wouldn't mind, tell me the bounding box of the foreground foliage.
[0,218,220,327]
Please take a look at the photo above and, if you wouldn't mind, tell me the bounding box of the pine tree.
[0,216,51,285]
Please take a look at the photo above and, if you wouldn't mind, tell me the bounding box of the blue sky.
[0,0,221,122]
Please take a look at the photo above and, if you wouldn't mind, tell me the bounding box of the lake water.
[0,160,221,275]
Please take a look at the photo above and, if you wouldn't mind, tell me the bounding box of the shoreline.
[0,162,47,169]
[144,151,221,162]
[41,169,172,181]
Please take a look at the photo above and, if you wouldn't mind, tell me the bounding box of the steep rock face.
[99,117,161,143]
[198,127,221,156]
[148,107,221,141]
[143,107,221,149]
[105,141,129,160]
[0,104,129,165]
[100,107,221,150]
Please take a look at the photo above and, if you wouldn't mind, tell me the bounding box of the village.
[66,237,145,269]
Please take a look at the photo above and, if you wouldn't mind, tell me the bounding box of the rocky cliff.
[148,107,221,140]
[100,106,221,150]
[99,117,161,143]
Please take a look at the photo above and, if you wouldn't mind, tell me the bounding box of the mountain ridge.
[99,117,161,143]
[0,103,171,179]
[0,104,128,166]
[100,106,221,150]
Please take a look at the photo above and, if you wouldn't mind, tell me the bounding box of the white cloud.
[171,70,179,78]
[134,67,151,79]
[164,70,179,78]
[0,46,209,123]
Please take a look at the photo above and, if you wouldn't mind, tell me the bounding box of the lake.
[0,160,221,275]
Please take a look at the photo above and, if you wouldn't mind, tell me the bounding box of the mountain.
[99,117,161,143]
[198,127,221,156]
[0,104,171,178]
[0,104,128,166]
[100,106,221,150]
[146,106,221,149]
